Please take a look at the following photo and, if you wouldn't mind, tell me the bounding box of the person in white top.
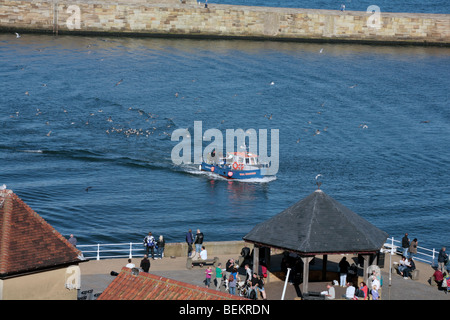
[398,256,410,276]
[371,272,381,289]
[200,246,208,260]
[343,282,355,299]
[126,259,135,268]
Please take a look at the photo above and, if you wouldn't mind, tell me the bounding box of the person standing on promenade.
[68,234,77,247]
[186,229,194,258]
[438,247,448,272]
[257,274,267,300]
[157,235,165,259]
[194,229,204,256]
[338,257,350,287]
[244,264,252,283]
[401,233,410,258]
[228,272,237,295]
[143,232,156,259]
[224,258,235,291]
[205,266,213,288]
[140,254,151,272]
[215,263,223,291]
[409,238,418,259]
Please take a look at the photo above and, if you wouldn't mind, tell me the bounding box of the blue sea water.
[217,0,450,14]
[0,2,449,251]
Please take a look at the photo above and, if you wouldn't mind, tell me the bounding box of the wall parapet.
[1,0,449,45]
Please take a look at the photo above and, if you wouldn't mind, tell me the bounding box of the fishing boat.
[200,149,271,180]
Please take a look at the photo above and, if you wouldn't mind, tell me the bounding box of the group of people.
[397,255,417,279]
[432,246,449,293]
[143,231,165,260]
[125,255,152,273]
[401,233,419,260]
[215,259,267,299]
[186,228,205,259]
[202,255,267,300]
[324,270,382,300]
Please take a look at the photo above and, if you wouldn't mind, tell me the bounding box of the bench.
[393,263,419,280]
[186,256,219,269]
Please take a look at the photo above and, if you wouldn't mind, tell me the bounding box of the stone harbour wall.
[0,0,449,45]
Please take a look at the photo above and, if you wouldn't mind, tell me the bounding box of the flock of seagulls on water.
[11,32,432,146]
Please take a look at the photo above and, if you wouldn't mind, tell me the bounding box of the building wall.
[0,266,79,300]
[0,0,449,45]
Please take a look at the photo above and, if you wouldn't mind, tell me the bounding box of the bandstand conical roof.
[243,189,388,255]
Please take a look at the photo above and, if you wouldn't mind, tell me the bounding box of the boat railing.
[78,237,441,266]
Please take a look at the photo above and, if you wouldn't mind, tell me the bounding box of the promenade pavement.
[79,252,450,301]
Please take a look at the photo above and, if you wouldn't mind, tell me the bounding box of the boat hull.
[200,162,266,180]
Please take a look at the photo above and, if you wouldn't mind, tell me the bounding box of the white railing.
[77,242,146,260]
[77,237,440,266]
[382,237,439,266]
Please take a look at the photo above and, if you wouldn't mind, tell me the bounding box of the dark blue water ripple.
[217,0,450,14]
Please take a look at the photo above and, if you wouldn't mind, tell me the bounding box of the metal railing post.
[96,244,100,260]
[129,242,133,259]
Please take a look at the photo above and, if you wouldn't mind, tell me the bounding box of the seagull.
[319,48,324,53]
[46,131,52,136]
[15,32,20,38]
[270,81,275,85]
[315,174,322,180]
[85,186,93,192]
[114,79,123,86]
[349,84,358,88]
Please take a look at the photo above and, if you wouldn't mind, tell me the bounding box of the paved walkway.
[79,252,449,300]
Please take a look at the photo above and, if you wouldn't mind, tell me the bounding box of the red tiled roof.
[0,189,85,278]
[98,267,249,300]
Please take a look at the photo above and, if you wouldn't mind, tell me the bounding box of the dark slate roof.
[0,189,85,278]
[243,189,388,255]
